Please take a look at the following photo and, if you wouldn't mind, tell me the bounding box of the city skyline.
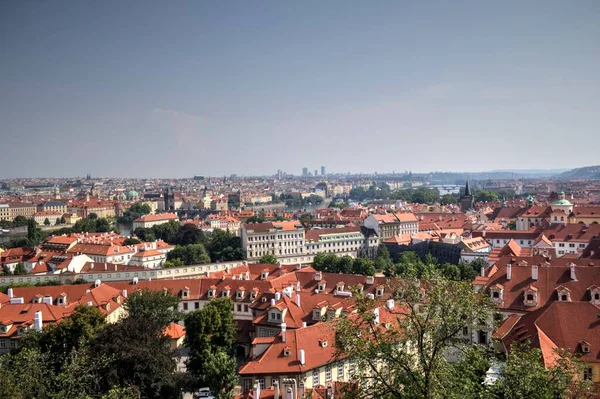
[2,1,600,178]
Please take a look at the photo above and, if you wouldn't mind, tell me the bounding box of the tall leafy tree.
[258,254,278,264]
[13,262,27,275]
[167,244,211,265]
[124,288,180,331]
[173,223,206,246]
[185,298,237,398]
[335,277,493,399]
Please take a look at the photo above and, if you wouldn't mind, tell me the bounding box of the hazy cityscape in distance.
[2,1,600,399]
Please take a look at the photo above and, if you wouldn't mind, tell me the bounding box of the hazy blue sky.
[1,0,599,178]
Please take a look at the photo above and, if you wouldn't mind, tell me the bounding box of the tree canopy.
[258,254,278,264]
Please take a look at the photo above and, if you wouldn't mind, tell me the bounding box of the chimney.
[373,308,380,324]
[122,289,128,298]
[95,279,101,287]
[315,271,322,281]
[299,349,305,365]
[302,322,307,328]
[274,380,280,399]
[271,298,276,307]
[7,288,13,298]
[254,383,261,399]
[34,311,43,332]
[275,292,281,301]
[87,301,93,306]
[570,265,577,281]
[386,299,395,311]
[481,265,486,277]
[296,294,301,307]
[90,262,94,269]
[532,265,538,280]
[296,263,302,270]
[281,322,287,343]
[506,263,512,280]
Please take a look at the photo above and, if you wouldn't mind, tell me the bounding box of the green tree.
[163,258,184,268]
[26,304,106,372]
[91,317,180,399]
[173,223,206,246]
[13,262,27,275]
[440,194,458,205]
[185,298,237,398]
[95,218,111,233]
[206,229,245,262]
[133,227,155,242]
[167,244,211,265]
[43,217,51,226]
[374,244,394,273]
[352,257,376,276]
[122,237,142,245]
[245,215,267,223]
[258,254,278,264]
[1,264,12,276]
[124,288,181,331]
[55,217,61,225]
[59,216,66,224]
[488,341,593,399]
[475,191,499,203]
[88,213,99,220]
[507,220,517,230]
[335,277,493,399]
[27,218,42,245]
[12,215,29,227]
[151,220,181,243]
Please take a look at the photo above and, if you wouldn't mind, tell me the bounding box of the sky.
[1,0,599,178]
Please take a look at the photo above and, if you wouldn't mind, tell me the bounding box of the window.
[463,326,469,336]
[337,361,344,379]
[237,304,242,312]
[0,340,5,349]
[349,360,355,376]
[595,293,600,301]
[584,367,593,381]
[492,292,499,299]
[325,365,332,381]
[561,295,568,301]
[313,368,320,386]
[244,305,249,312]
[243,379,252,392]
[183,302,188,311]
[527,294,534,301]
[195,302,200,309]
[258,378,265,389]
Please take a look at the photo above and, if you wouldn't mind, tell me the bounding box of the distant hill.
[556,165,600,180]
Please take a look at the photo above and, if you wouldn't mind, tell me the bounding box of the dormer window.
[523,286,538,307]
[313,309,322,321]
[250,290,258,301]
[556,286,571,302]
[182,287,189,298]
[376,286,384,297]
[269,309,282,323]
[581,341,591,354]
[261,270,269,280]
[336,282,345,293]
[208,288,216,298]
[237,289,245,299]
[490,284,504,303]
[318,282,327,291]
[319,340,328,348]
[588,286,600,305]
[222,290,230,298]
[283,347,291,357]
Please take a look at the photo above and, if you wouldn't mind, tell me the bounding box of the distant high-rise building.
[314,169,318,177]
[277,169,283,180]
[302,167,308,176]
[321,166,326,176]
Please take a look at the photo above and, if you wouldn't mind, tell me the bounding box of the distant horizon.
[2,165,594,180]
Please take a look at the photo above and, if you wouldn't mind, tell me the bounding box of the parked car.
[194,388,216,399]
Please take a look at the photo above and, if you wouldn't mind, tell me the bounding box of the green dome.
[552,199,572,206]
[126,190,139,199]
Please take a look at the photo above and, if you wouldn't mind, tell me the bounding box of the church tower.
[460,180,474,212]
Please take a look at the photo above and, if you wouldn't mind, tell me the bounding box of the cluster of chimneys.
[505,263,577,281]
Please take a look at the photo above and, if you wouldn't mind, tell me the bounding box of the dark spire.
[464,180,472,196]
